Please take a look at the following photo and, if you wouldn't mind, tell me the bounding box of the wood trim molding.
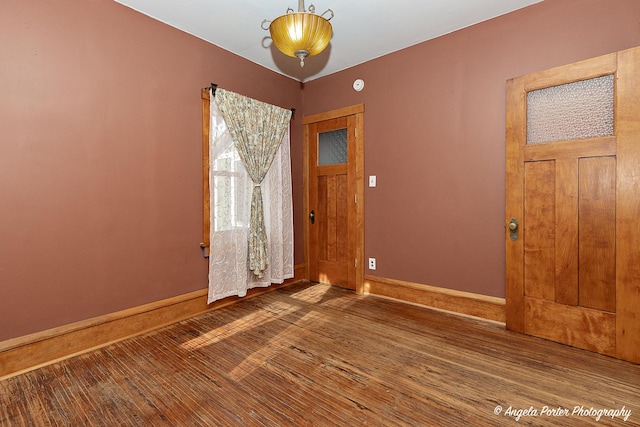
[302,104,364,125]
[201,88,211,255]
[364,275,506,323]
[303,104,365,293]
[0,264,306,380]
[615,45,640,364]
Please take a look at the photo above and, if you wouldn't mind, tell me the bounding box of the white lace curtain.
[208,89,294,303]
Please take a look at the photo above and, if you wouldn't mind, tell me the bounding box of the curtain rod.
[207,83,295,120]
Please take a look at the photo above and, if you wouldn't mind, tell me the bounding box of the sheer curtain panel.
[208,90,294,303]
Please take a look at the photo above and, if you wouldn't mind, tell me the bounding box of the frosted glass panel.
[527,74,614,144]
[318,128,348,165]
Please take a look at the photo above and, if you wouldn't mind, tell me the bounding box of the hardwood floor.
[1,282,639,426]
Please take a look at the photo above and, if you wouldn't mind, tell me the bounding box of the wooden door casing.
[505,46,640,363]
[303,105,365,293]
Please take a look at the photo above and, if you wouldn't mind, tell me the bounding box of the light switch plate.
[369,175,377,187]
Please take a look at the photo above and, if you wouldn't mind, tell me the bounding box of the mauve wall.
[2,0,638,344]
[0,0,302,341]
[301,0,640,298]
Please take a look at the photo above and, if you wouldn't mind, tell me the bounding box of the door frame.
[303,104,365,293]
[505,46,640,363]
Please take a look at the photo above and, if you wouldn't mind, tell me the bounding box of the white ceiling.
[114,0,542,82]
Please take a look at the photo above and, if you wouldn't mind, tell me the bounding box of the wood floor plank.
[1,282,639,426]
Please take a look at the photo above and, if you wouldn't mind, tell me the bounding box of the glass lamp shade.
[269,12,332,63]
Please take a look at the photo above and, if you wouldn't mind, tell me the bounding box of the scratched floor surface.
[1,282,639,426]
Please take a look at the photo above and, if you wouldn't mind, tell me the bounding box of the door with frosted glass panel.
[505,46,640,363]
[309,116,354,289]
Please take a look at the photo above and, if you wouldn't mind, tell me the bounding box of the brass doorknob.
[508,218,519,241]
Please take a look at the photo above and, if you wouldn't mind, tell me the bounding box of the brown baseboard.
[364,275,506,323]
[0,264,306,380]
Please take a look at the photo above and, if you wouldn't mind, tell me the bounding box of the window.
[212,149,245,232]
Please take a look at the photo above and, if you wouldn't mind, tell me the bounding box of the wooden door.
[303,105,364,292]
[505,46,640,364]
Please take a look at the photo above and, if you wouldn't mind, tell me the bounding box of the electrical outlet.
[368,257,376,270]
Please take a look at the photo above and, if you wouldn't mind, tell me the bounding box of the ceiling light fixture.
[262,1,334,68]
